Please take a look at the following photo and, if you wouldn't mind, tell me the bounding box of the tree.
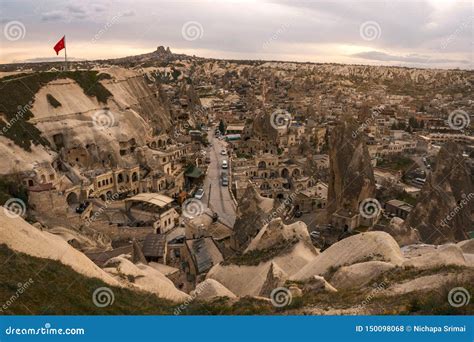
[408,117,419,129]
[219,120,226,134]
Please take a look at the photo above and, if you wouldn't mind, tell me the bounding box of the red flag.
[54,36,65,55]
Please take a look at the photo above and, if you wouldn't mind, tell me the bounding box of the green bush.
[46,93,61,108]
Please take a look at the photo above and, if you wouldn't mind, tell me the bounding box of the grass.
[223,239,299,266]
[371,264,471,286]
[1,242,472,315]
[0,244,174,315]
[396,191,417,206]
[0,70,111,150]
[0,176,28,207]
[377,156,415,172]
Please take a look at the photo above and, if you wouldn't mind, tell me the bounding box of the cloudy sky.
[0,0,472,69]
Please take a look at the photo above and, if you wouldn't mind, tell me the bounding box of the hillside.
[2,244,472,315]
[0,244,173,315]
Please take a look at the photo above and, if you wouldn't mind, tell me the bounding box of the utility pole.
[207,183,212,207]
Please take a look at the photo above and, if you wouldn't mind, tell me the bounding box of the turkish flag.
[54,36,65,55]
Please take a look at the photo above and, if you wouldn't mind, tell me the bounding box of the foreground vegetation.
[1,244,471,315]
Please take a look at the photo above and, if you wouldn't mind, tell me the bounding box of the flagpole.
[64,35,67,71]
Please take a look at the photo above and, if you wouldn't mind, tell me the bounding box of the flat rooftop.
[125,193,174,208]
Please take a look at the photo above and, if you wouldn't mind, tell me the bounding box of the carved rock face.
[326,121,376,219]
[404,142,473,244]
[232,182,274,251]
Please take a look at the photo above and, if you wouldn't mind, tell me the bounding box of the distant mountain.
[13,56,85,63]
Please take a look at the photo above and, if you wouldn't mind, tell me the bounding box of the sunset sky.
[0,0,472,69]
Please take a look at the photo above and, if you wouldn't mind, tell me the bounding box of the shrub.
[46,94,61,108]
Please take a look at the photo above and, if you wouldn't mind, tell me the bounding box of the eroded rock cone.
[232,182,274,251]
[132,239,148,265]
[404,142,473,244]
[326,120,376,219]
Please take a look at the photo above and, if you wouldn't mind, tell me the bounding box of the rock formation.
[132,239,148,264]
[404,142,473,244]
[191,279,236,301]
[103,256,190,302]
[245,218,313,252]
[231,182,274,251]
[326,120,376,219]
[292,231,404,281]
[369,217,421,246]
[0,210,119,285]
[402,244,467,270]
[206,241,318,297]
[259,262,288,297]
[331,261,395,290]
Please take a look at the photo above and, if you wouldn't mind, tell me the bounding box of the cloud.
[92,4,107,13]
[14,56,84,63]
[66,4,88,19]
[350,50,470,65]
[66,4,86,14]
[41,10,67,22]
[2,0,471,69]
[122,10,135,17]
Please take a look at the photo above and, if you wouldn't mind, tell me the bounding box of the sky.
[0,0,472,69]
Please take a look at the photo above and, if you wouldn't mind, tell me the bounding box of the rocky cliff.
[0,67,172,174]
[404,142,473,244]
[232,182,274,251]
[326,121,376,218]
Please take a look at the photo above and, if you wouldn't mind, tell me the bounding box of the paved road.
[201,130,236,227]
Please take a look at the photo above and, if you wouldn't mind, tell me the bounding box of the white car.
[221,160,228,169]
[220,149,227,155]
[194,188,204,200]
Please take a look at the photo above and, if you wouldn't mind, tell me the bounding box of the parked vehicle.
[221,160,228,169]
[220,149,227,155]
[194,188,205,200]
[221,172,228,186]
[75,201,90,214]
